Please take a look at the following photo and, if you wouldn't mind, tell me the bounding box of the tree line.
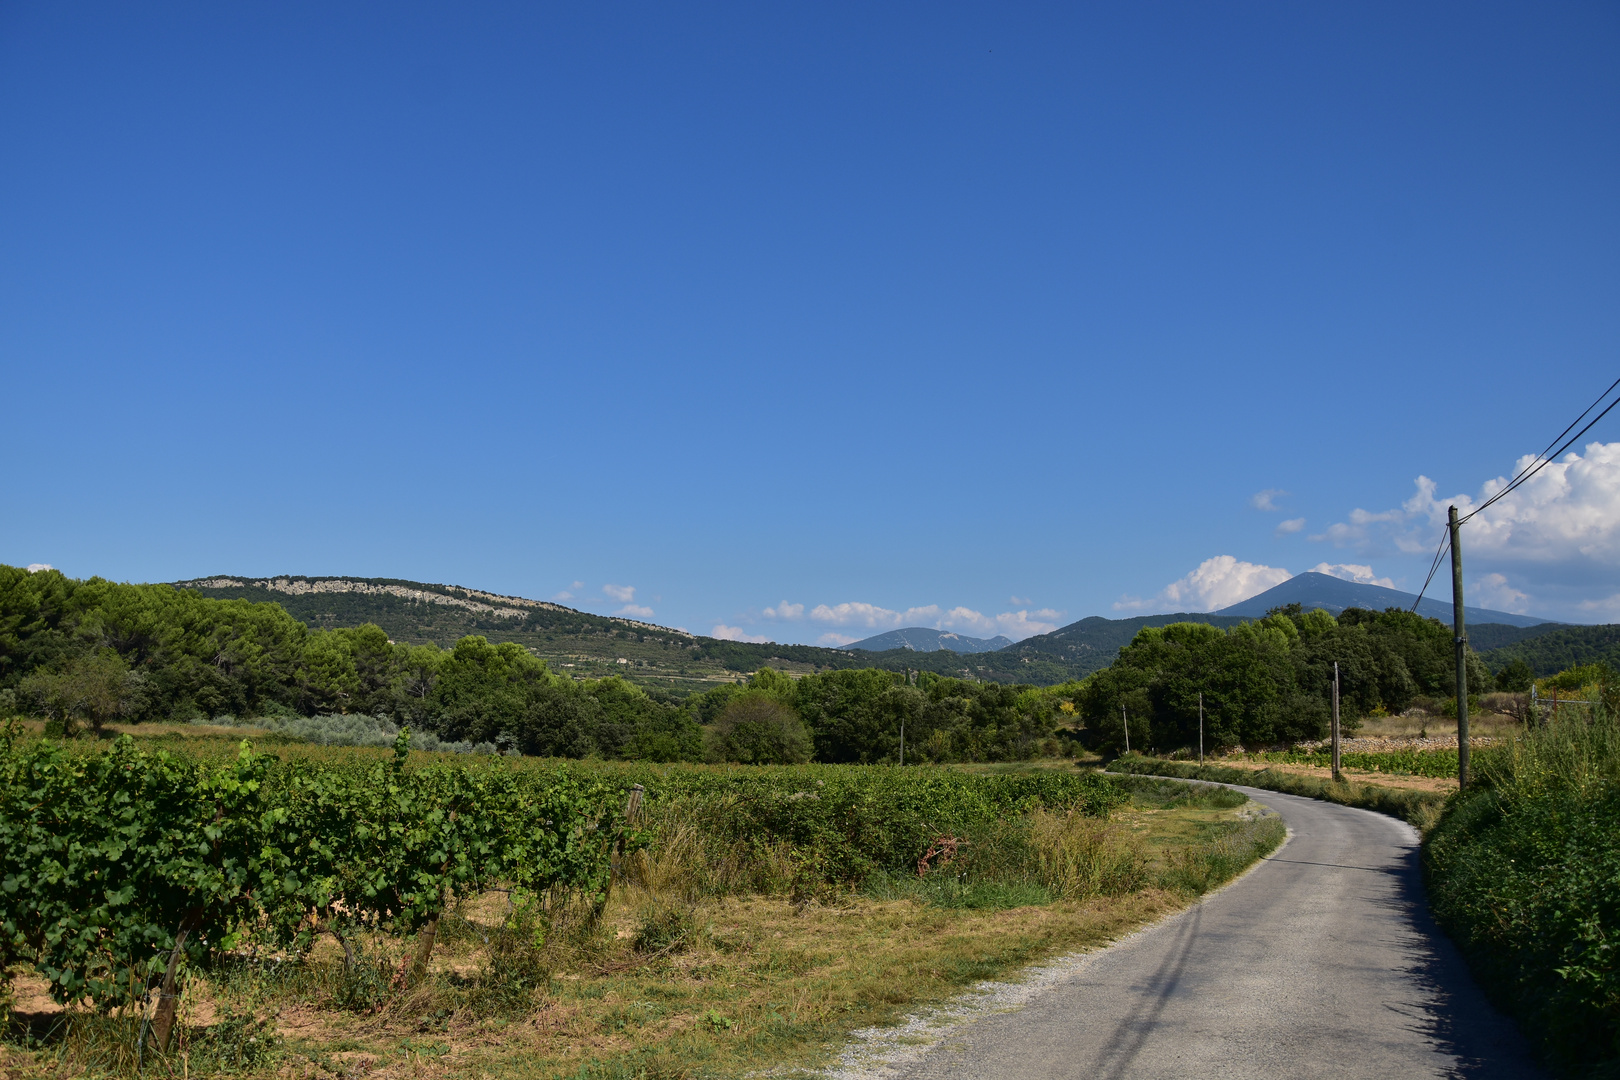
[0,566,1065,763]
[1076,603,1505,751]
[9,565,1541,759]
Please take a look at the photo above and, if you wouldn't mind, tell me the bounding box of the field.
[0,726,1283,1080]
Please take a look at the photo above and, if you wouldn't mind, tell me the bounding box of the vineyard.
[0,728,631,1041]
[0,725,1206,1078]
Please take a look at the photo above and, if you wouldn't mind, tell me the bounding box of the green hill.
[173,575,861,692]
[178,575,1584,690]
[171,575,1110,688]
[1477,623,1620,677]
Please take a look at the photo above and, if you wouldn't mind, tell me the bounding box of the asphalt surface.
[881,784,1544,1080]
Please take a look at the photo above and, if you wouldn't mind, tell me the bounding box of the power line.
[1409,375,1620,611]
[1409,532,1451,613]
[1460,383,1620,524]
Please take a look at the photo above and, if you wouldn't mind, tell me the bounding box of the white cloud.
[1308,507,1406,547]
[711,624,771,643]
[763,601,804,620]
[1472,572,1530,613]
[1009,595,1032,606]
[603,583,636,602]
[1576,593,1620,618]
[1401,442,1620,570]
[1275,517,1306,536]
[1305,441,1620,616]
[1313,442,1620,570]
[808,601,942,628]
[1118,556,1292,613]
[1308,562,1395,588]
[941,605,1064,639]
[26,563,53,573]
[817,632,860,646]
[1250,489,1289,512]
[789,599,1064,641]
[617,604,655,618]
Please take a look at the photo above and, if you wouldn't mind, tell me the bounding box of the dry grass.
[1351,711,1523,741]
[1202,756,1459,793]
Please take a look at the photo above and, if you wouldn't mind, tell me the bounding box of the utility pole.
[901,669,910,766]
[1331,662,1342,783]
[1449,505,1471,788]
[1198,692,1204,764]
[1122,704,1129,754]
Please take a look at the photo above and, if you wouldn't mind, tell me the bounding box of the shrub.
[1424,705,1620,1076]
[706,692,813,764]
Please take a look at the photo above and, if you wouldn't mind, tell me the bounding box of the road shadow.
[1368,829,1545,1079]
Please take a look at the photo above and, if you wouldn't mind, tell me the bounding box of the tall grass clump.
[1157,816,1286,895]
[1424,705,1620,1077]
[1026,809,1148,899]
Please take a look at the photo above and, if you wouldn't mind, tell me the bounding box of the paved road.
[885,785,1543,1080]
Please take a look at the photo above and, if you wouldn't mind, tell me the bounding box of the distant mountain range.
[846,628,1014,653]
[173,571,1607,689]
[1215,571,1552,628]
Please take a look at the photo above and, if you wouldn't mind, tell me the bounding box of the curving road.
[876,784,1543,1080]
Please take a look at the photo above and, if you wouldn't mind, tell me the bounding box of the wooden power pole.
[1198,692,1204,764]
[1122,704,1129,754]
[1331,662,1342,782]
[1449,505,1471,788]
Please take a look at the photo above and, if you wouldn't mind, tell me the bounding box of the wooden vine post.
[607,784,645,898]
[152,908,204,1051]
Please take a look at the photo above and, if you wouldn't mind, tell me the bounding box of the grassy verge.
[1107,753,1448,831]
[0,767,1280,1080]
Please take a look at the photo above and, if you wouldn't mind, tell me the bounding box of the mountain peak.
[846,627,1015,654]
[1215,571,1554,628]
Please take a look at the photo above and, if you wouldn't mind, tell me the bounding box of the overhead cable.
[1408,374,1620,612]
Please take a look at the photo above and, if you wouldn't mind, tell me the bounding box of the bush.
[0,731,630,1013]
[1424,706,1620,1076]
[706,692,812,764]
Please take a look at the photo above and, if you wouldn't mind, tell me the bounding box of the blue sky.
[3,2,1618,643]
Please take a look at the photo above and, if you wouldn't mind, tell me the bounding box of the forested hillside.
[174,574,1120,685]
[174,575,857,689]
[1477,623,1620,676]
